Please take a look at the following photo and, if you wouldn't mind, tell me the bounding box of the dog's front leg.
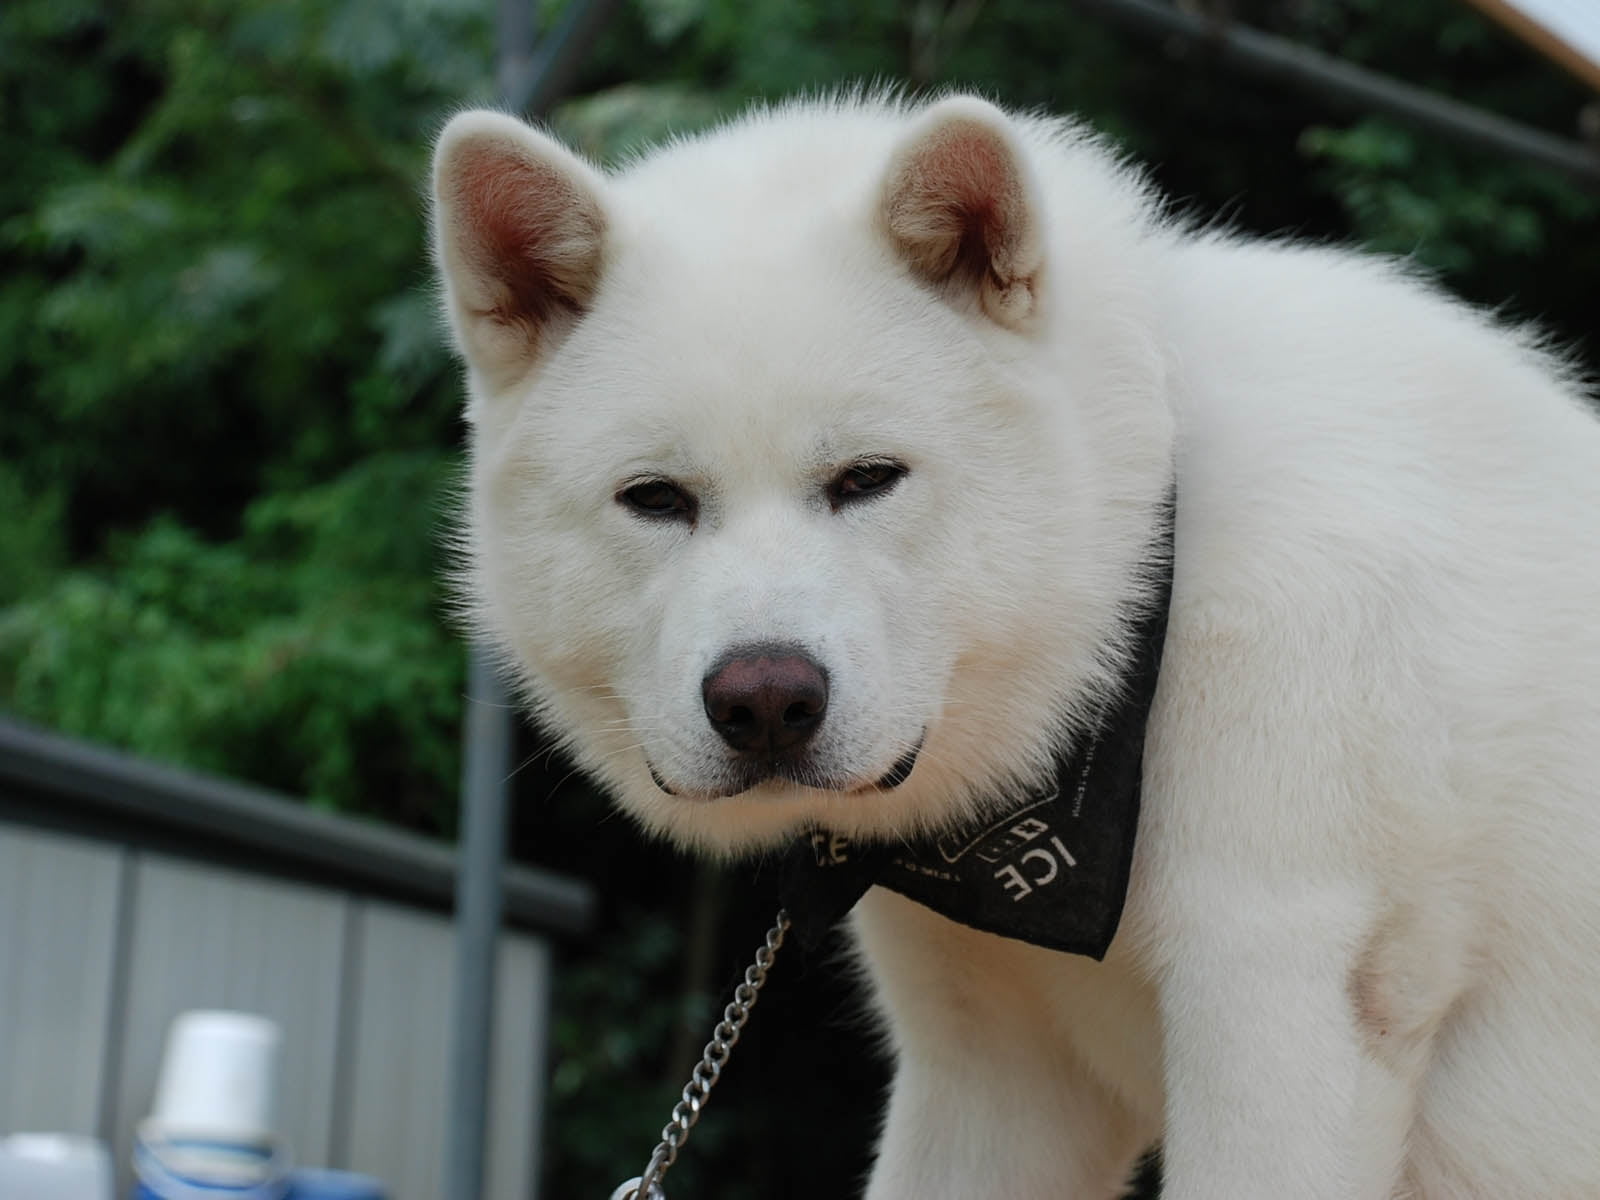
[855,892,1157,1199]
[1152,892,1412,1200]
[866,1052,1150,1200]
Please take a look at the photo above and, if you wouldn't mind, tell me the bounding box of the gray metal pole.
[502,0,623,118]
[444,6,532,1193]
[442,4,535,1193]
[1068,0,1600,191]
[446,3,618,1194]
[496,0,537,117]
[446,646,515,1200]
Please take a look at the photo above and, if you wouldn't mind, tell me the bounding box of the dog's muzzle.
[643,644,924,798]
[646,730,923,798]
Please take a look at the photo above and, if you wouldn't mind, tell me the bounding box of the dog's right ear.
[431,111,608,396]
[879,97,1044,329]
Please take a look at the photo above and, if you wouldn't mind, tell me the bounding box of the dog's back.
[1146,233,1600,1195]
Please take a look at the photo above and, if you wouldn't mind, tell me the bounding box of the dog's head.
[431,95,1172,855]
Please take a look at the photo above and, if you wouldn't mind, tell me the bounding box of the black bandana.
[780,493,1175,958]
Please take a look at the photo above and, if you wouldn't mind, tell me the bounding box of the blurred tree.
[1,1,1595,1197]
[1,0,494,827]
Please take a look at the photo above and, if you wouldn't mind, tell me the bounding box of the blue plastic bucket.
[131,1126,288,1200]
[285,1168,388,1200]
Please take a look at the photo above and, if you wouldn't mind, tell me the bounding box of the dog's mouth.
[648,732,924,799]
[872,735,923,789]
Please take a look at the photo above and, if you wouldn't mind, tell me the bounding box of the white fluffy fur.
[433,94,1600,1198]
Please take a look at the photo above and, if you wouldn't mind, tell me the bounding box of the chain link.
[620,909,792,1200]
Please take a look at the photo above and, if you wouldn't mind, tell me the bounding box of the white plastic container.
[0,1133,113,1200]
[150,1011,282,1140]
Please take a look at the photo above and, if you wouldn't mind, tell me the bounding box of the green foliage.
[0,462,66,606]
[1268,0,1599,319]
[6,0,1595,817]
[547,908,689,1176]
[0,452,465,829]
[554,82,729,161]
[0,0,486,823]
[1298,117,1600,312]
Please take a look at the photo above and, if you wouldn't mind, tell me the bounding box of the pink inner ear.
[889,121,1029,290]
[451,144,601,330]
[938,133,1012,284]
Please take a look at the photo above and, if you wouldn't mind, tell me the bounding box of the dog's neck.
[781,489,1176,958]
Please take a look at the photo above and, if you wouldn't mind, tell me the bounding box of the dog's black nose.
[702,648,828,755]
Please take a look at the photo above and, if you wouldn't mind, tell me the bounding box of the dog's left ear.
[880,97,1044,329]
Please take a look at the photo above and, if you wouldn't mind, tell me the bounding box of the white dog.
[431,93,1600,1198]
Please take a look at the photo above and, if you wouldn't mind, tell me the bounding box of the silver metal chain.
[610,909,792,1200]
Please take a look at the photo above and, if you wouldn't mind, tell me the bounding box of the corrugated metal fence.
[0,717,593,1200]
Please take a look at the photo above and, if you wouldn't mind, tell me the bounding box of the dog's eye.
[619,480,696,519]
[829,461,906,509]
